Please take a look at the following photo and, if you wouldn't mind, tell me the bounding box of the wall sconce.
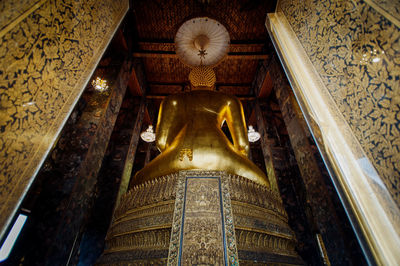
[140,125,156,142]
[92,77,109,92]
[248,125,260,142]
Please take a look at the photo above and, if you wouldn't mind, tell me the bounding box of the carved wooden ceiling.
[126,0,277,99]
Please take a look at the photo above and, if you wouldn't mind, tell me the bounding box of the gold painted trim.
[231,200,288,222]
[111,225,172,238]
[364,0,400,28]
[0,0,48,39]
[266,12,400,265]
[112,211,173,226]
[104,246,167,254]
[235,227,293,240]
[316,234,331,266]
[113,200,175,223]
[114,208,173,224]
[237,249,297,258]
[233,210,286,226]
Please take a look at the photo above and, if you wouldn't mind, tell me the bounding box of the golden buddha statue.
[98,21,302,266]
[133,82,269,187]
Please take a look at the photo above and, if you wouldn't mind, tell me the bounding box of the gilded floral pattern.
[366,0,400,27]
[0,0,128,238]
[0,0,44,33]
[278,0,400,206]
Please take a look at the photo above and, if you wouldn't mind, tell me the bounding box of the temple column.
[270,57,353,265]
[13,54,133,265]
[115,95,146,207]
[46,57,133,264]
[75,59,149,265]
[255,100,280,192]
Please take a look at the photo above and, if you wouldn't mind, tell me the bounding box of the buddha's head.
[189,65,216,91]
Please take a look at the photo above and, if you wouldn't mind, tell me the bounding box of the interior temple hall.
[0,0,399,265]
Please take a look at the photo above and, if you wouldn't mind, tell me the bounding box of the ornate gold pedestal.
[97,171,302,265]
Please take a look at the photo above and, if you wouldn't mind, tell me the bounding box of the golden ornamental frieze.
[114,174,177,218]
[99,171,301,264]
[113,201,174,224]
[231,202,288,225]
[229,174,287,216]
[106,228,171,252]
[278,0,400,207]
[0,0,129,239]
[109,214,173,237]
[235,229,296,256]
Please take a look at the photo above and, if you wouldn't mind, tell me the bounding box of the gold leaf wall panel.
[277,0,400,207]
[0,0,128,239]
[365,0,400,28]
[0,0,44,34]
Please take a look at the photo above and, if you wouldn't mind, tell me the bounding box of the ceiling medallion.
[140,125,156,143]
[175,17,230,67]
[248,125,261,142]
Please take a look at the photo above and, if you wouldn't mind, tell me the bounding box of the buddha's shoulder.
[164,90,237,102]
[186,90,235,98]
[162,93,182,103]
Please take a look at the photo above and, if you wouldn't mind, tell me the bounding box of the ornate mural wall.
[277,0,400,208]
[0,0,129,239]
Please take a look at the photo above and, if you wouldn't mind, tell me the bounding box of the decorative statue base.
[97,171,302,265]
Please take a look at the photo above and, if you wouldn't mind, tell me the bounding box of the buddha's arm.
[156,96,181,152]
[225,97,249,156]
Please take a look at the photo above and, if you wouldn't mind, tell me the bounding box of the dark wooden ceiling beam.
[137,39,267,45]
[148,82,186,86]
[226,54,269,60]
[251,59,273,98]
[146,94,256,100]
[216,82,252,87]
[133,51,269,60]
[148,82,252,87]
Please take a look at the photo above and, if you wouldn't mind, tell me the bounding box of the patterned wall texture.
[0,0,128,238]
[365,0,400,27]
[277,0,400,207]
